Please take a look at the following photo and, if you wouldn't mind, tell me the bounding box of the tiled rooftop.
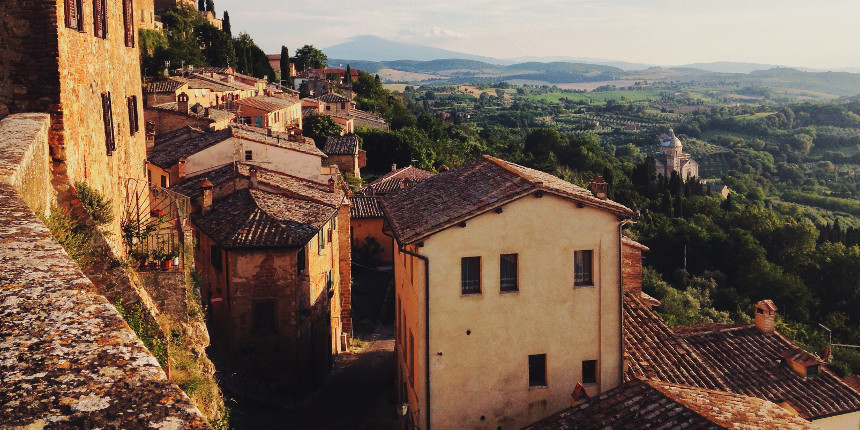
[190,187,338,249]
[380,155,632,244]
[323,135,359,155]
[317,92,350,103]
[235,95,299,112]
[350,195,384,219]
[676,324,860,420]
[144,78,187,93]
[360,165,434,196]
[525,379,815,430]
[623,292,729,391]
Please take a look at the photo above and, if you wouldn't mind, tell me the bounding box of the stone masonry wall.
[338,202,353,342]
[0,0,62,120]
[55,0,149,251]
[0,113,209,428]
[622,240,645,295]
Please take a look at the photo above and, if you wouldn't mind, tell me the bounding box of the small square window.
[461,257,481,295]
[529,354,547,388]
[245,150,253,161]
[253,301,276,334]
[574,250,593,286]
[500,253,518,292]
[582,360,597,384]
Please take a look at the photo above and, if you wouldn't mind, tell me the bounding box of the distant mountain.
[322,35,507,65]
[676,62,796,74]
[505,56,653,71]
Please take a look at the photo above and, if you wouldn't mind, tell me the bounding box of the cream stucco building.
[380,155,633,429]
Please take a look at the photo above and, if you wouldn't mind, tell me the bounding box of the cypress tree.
[280,45,291,87]
[206,0,215,13]
[198,0,205,11]
[222,11,232,38]
[345,64,352,84]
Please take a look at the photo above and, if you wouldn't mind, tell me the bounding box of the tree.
[345,64,352,84]
[205,0,214,13]
[279,45,291,87]
[303,113,343,148]
[198,0,204,11]
[222,11,231,38]
[196,23,235,67]
[294,44,327,71]
[233,32,275,81]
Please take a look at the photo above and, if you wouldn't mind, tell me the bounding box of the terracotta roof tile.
[379,155,632,244]
[676,324,860,419]
[350,196,384,219]
[845,376,860,393]
[318,93,350,103]
[144,78,187,93]
[323,135,359,155]
[623,292,729,391]
[235,95,298,112]
[525,379,815,430]
[360,166,435,196]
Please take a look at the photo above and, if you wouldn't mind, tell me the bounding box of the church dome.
[660,129,683,148]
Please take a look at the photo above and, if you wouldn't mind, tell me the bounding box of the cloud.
[398,26,464,43]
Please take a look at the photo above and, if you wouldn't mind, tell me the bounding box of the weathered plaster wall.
[351,217,394,264]
[0,113,209,428]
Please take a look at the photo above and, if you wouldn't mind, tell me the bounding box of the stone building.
[380,155,634,429]
[322,135,365,178]
[0,0,148,250]
[173,163,352,398]
[655,129,698,180]
[235,95,302,132]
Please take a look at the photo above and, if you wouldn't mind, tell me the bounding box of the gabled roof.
[379,155,632,245]
[524,379,816,430]
[235,96,299,112]
[360,166,435,196]
[623,292,729,391]
[318,93,350,103]
[676,324,860,420]
[148,126,324,169]
[350,196,384,219]
[144,79,187,93]
[190,188,335,249]
[323,135,359,155]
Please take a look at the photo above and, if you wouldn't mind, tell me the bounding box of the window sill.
[528,385,547,391]
[574,284,595,288]
[582,382,598,387]
[460,292,482,297]
[500,289,519,294]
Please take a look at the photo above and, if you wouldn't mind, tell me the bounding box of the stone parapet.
[0,114,210,428]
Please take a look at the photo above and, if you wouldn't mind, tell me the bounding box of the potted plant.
[129,249,149,270]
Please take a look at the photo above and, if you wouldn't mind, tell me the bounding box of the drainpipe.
[618,218,634,384]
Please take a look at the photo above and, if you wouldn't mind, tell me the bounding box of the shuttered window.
[65,0,84,30]
[93,0,107,39]
[127,95,139,135]
[123,0,135,47]
[101,92,115,155]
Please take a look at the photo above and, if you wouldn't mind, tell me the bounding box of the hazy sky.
[214,0,860,69]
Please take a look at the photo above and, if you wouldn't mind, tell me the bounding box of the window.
[65,0,84,30]
[574,250,593,286]
[500,254,518,292]
[122,0,135,47]
[582,360,597,384]
[325,105,331,111]
[408,331,415,385]
[341,102,346,110]
[252,301,276,334]
[244,150,253,161]
[326,270,333,294]
[529,354,547,388]
[296,247,306,276]
[461,257,481,295]
[211,245,222,270]
[93,0,107,39]
[317,229,325,254]
[160,175,167,188]
[127,95,139,135]
[254,115,263,128]
[101,92,115,155]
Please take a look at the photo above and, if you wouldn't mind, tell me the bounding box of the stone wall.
[622,238,647,296]
[337,202,353,342]
[145,106,217,135]
[0,113,209,428]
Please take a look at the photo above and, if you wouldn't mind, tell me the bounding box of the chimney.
[755,299,777,334]
[200,178,214,214]
[177,158,187,183]
[249,166,258,189]
[391,163,397,172]
[400,178,413,189]
[204,107,210,118]
[589,174,608,200]
[328,176,336,193]
[177,93,190,114]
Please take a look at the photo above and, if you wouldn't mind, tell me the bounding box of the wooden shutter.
[65,0,76,28]
[102,92,115,155]
[123,0,135,47]
[93,0,103,38]
[127,95,139,134]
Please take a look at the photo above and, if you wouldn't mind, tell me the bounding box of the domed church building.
[655,129,699,180]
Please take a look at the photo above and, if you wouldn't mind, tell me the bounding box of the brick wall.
[338,203,353,342]
[622,239,646,295]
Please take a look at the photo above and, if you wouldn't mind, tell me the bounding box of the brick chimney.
[328,176,336,193]
[589,174,608,200]
[391,163,397,172]
[249,166,258,189]
[200,178,214,214]
[755,300,777,334]
[177,158,187,183]
[177,93,190,114]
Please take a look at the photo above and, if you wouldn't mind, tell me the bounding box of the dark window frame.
[127,95,139,135]
[500,253,518,292]
[252,300,277,334]
[244,150,253,161]
[574,250,593,286]
[582,359,597,384]
[93,0,107,39]
[65,0,85,30]
[210,244,222,271]
[461,256,481,295]
[101,92,115,155]
[122,0,135,47]
[528,354,547,388]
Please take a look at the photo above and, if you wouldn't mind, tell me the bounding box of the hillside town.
[1,0,859,429]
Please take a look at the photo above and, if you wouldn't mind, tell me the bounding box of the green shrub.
[75,182,114,225]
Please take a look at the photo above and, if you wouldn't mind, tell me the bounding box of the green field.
[522,89,662,104]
